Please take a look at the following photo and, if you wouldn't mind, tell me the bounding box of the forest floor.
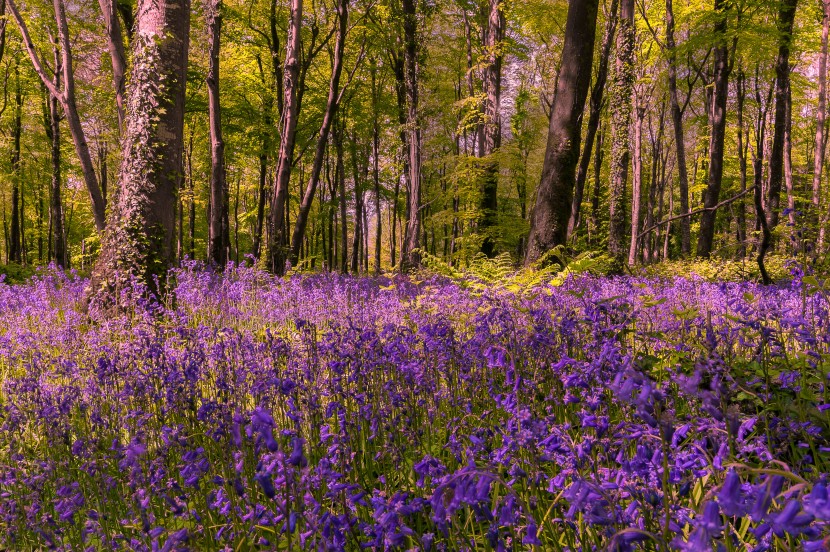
[0,264,828,550]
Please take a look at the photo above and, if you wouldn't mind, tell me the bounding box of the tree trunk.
[289,0,347,266]
[736,69,748,258]
[784,83,795,228]
[400,0,422,271]
[665,0,691,256]
[525,0,600,264]
[765,0,798,230]
[608,0,634,272]
[8,66,21,264]
[695,0,731,258]
[815,1,829,249]
[98,0,128,130]
[335,121,348,273]
[206,0,228,267]
[372,61,382,274]
[91,0,190,299]
[269,0,302,274]
[47,48,66,267]
[479,0,504,256]
[628,101,645,266]
[568,0,617,239]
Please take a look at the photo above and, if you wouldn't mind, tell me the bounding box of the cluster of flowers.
[0,263,827,551]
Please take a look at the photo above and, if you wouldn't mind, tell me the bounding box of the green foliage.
[416,246,613,294]
[641,254,792,282]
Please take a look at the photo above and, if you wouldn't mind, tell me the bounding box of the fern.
[415,248,610,295]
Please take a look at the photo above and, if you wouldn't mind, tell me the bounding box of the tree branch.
[7,0,63,102]
[638,187,753,238]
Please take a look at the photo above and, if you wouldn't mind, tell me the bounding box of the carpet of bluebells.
[0,264,829,551]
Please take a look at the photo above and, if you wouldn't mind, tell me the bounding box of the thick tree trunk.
[816,1,830,248]
[289,0,347,266]
[400,0,422,271]
[608,0,634,272]
[568,0,617,239]
[479,0,504,256]
[207,0,229,267]
[665,0,691,256]
[765,0,798,231]
[91,0,190,299]
[695,0,730,258]
[525,0,600,264]
[269,0,302,274]
[8,0,107,232]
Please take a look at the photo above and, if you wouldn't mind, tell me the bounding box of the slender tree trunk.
[479,0,504,256]
[269,0,302,274]
[816,2,830,248]
[628,101,645,266]
[98,0,127,130]
[400,0,422,271]
[207,0,228,267]
[350,139,364,273]
[372,62,382,274]
[91,0,191,298]
[784,83,795,228]
[695,0,731,258]
[289,0,347,265]
[525,0,600,264]
[736,69,748,258]
[765,0,798,231]
[608,0,634,271]
[8,67,21,264]
[569,0,617,239]
[665,0,691,256]
[589,123,603,247]
[335,120,348,273]
[47,48,66,267]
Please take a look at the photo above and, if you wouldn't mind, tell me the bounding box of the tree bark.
[207,0,229,267]
[568,0,617,239]
[400,0,422,271]
[479,0,504,256]
[525,0,600,264]
[665,0,691,256]
[608,0,634,271]
[98,0,128,130]
[765,0,798,230]
[695,0,731,258]
[736,69,748,258]
[816,1,830,249]
[372,61,382,274]
[8,66,21,264]
[289,0,347,266]
[91,0,190,299]
[269,0,302,274]
[628,101,645,266]
[47,47,66,267]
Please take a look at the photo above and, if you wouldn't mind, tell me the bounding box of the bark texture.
[695,0,730,258]
[525,0,600,265]
[90,0,191,299]
[608,0,634,271]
